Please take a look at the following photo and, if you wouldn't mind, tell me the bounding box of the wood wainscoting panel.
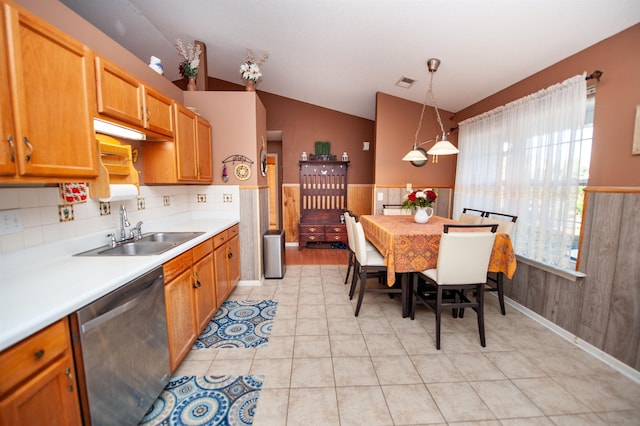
[282,184,373,243]
[283,184,300,243]
[603,192,640,367]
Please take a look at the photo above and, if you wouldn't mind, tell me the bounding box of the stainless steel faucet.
[119,204,131,241]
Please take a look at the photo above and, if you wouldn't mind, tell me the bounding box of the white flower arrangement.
[240,49,269,83]
[175,39,202,77]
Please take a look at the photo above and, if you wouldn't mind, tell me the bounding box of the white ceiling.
[60,0,640,120]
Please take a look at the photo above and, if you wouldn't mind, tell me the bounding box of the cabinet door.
[227,235,240,287]
[0,355,81,426]
[0,5,16,176]
[214,244,230,307]
[143,86,173,137]
[193,253,216,331]
[4,4,97,178]
[174,103,198,181]
[164,268,197,373]
[95,57,143,128]
[195,115,212,182]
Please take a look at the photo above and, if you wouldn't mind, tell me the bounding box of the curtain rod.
[586,70,603,82]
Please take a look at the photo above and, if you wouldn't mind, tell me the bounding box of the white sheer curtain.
[454,73,587,269]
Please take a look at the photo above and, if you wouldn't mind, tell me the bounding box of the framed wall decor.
[633,105,640,155]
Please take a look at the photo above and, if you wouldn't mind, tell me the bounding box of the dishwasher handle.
[80,272,164,334]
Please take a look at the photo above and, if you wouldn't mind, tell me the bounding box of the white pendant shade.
[402,149,428,162]
[427,139,459,155]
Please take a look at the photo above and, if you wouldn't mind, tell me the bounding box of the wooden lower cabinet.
[0,319,81,426]
[192,239,216,332]
[214,225,240,306]
[163,238,216,372]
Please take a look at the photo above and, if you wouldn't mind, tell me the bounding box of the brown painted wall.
[206,79,375,185]
[455,23,640,187]
[374,92,458,187]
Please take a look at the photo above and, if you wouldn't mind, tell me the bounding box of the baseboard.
[501,294,640,385]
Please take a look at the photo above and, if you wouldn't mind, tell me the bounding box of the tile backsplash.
[0,185,239,254]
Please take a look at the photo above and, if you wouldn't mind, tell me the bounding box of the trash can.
[263,229,286,279]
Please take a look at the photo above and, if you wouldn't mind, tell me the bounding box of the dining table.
[358,214,517,317]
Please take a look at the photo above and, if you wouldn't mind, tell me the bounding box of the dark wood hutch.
[298,160,349,249]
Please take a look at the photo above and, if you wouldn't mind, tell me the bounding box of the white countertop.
[0,213,238,351]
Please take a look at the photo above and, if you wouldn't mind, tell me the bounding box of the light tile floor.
[176,265,640,425]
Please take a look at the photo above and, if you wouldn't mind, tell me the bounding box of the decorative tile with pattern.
[193,300,277,349]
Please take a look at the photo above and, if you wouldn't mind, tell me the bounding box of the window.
[454,74,590,270]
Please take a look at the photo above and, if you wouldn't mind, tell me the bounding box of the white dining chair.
[411,223,498,349]
[382,204,412,216]
[350,221,400,316]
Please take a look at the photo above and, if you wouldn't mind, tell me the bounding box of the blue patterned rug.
[139,375,263,426]
[193,300,277,349]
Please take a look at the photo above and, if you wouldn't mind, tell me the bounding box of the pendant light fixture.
[402,58,458,165]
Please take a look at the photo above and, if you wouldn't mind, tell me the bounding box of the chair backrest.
[383,204,412,216]
[484,211,518,223]
[459,213,483,224]
[344,213,356,252]
[481,218,515,238]
[436,224,497,285]
[352,221,369,265]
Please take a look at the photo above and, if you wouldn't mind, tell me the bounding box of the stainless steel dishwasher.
[73,266,171,426]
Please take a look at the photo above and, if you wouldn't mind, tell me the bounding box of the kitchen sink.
[74,231,205,256]
[137,232,205,244]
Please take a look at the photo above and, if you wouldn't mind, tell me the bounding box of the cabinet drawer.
[227,224,239,239]
[212,230,228,248]
[300,233,323,243]
[192,238,213,262]
[326,225,346,234]
[300,225,322,234]
[325,233,347,242]
[0,318,70,396]
[163,250,192,282]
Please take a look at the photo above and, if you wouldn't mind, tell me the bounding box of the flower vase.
[414,207,434,224]
[187,76,197,91]
[245,80,256,92]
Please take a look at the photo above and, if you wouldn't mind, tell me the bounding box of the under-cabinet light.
[94,118,146,140]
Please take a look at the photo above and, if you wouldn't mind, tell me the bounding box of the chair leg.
[435,286,443,350]
[497,272,506,315]
[410,273,418,320]
[476,283,486,347]
[354,266,368,316]
[348,259,360,299]
[344,251,353,284]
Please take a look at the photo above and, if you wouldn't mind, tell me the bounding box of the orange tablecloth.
[359,215,517,285]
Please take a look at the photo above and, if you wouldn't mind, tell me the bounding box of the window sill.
[515,255,586,282]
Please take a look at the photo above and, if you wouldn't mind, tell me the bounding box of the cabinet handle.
[228,251,233,259]
[309,227,316,232]
[308,235,316,240]
[23,137,33,162]
[6,135,15,162]
[66,367,74,392]
[34,349,45,359]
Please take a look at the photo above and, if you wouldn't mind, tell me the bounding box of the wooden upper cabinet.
[1,2,98,181]
[175,103,198,181]
[95,57,174,138]
[195,115,213,182]
[0,5,15,176]
[142,85,173,137]
[95,56,144,128]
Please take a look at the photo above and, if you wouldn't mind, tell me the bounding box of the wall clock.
[260,147,267,177]
[234,163,251,180]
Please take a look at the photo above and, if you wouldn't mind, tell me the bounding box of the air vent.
[396,76,415,89]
